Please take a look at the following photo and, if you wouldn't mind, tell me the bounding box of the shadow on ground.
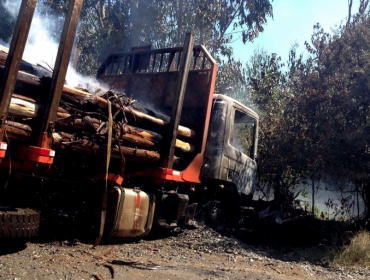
[0,239,27,256]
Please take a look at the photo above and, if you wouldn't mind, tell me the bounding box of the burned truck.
[0,0,258,242]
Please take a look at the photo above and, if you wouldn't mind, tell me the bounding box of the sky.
[234,0,361,64]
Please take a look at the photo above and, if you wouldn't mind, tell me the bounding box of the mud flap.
[158,193,189,228]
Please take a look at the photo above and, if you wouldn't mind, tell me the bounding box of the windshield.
[231,109,258,159]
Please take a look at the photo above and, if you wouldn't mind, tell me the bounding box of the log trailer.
[0,0,259,242]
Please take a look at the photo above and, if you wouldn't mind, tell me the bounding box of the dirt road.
[0,223,368,280]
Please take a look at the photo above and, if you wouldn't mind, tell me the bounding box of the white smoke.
[25,17,59,67]
[0,39,7,47]
[2,0,19,18]
[66,67,108,94]
[2,0,59,66]
[1,0,105,92]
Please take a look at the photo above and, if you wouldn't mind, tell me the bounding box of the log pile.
[0,49,195,166]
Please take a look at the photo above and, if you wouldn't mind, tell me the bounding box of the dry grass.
[333,231,370,268]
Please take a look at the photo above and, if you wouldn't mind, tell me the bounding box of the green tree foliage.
[244,50,302,211]
[245,3,370,218]
[38,0,273,78]
[317,12,370,215]
[285,9,370,217]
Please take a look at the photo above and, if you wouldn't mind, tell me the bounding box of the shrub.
[334,231,370,267]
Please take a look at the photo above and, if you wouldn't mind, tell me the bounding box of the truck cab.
[203,94,258,201]
[96,44,259,225]
[96,44,259,229]
[0,36,259,240]
[0,0,259,241]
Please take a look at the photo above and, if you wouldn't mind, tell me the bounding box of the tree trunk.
[54,117,158,150]
[362,180,370,218]
[347,0,353,26]
[9,94,42,119]
[62,85,195,138]
[311,178,315,217]
[3,121,33,141]
[59,138,162,165]
[1,57,196,138]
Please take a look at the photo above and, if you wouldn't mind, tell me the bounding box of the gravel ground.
[0,222,369,280]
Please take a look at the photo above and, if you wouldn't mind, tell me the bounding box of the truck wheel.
[0,208,40,238]
[203,201,227,231]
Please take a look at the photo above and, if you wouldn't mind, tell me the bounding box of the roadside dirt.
[0,222,369,280]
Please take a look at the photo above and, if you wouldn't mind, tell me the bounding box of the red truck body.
[0,0,259,242]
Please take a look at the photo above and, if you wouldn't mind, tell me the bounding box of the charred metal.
[0,0,260,242]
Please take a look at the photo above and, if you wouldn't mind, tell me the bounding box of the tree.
[38,0,274,82]
[277,4,370,218]
[320,12,370,216]
[244,49,304,211]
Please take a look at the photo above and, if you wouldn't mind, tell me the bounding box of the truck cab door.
[202,95,259,199]
[226,105,258,198]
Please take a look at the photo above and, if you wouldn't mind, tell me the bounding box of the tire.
[202,201,227,231]
[0,208,40,238]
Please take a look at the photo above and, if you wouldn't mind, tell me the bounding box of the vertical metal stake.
[164,33,194,169]
[39,0,83,148]
[0,0,38,141]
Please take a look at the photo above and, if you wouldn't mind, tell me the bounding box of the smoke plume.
[1,0,104,91]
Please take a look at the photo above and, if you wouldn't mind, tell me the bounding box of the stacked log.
[0,50,195,166]
[0,50,6,66]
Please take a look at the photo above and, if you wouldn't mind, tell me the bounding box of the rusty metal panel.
[0,0,37,141]
[97,45,217,173]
